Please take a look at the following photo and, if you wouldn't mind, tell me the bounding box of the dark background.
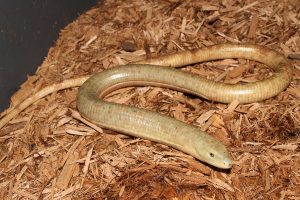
[0,0,99,112]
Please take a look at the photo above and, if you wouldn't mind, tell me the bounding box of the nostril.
[209,153,214,157]
[223,158,233,169]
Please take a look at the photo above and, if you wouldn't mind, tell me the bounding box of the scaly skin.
[77,43,292,169]
[0,44,292,168]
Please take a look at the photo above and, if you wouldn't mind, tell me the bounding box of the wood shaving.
[0,0,299,199]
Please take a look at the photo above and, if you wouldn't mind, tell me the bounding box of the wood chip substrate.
[0,0,300,199]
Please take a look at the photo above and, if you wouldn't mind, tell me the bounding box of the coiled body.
[77,44,292,169]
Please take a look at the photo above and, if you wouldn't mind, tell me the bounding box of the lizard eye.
[209,152,214,157]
